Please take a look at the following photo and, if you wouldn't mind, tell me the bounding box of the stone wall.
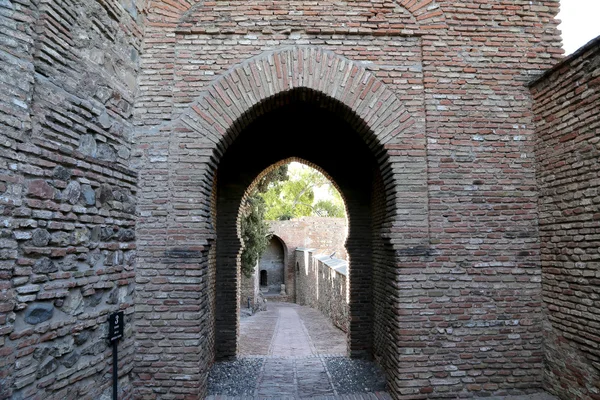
[269,217,348,302]
[530,37,600,400]
[241,217,348,307]
[296,249,349,333]
[270,217,348,261]
[0,0,143,398]
[240,263,259,311]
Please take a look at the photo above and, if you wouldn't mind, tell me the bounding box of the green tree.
[240,163,346,276]
[261,164,346,220]
[239,165,289,277]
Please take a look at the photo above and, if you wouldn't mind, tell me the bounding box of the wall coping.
[296,248,348,276]
[528,34,600,88]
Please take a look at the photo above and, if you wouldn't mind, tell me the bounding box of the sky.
[557,0,600,55]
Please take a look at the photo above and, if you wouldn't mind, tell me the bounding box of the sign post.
[109,311,124,400]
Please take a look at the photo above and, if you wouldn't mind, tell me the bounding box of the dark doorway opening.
[259,270,268,287]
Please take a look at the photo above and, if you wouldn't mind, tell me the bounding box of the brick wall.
[0,0,144,398]
[0,0,568,398]
[530,37,600,400]
[133,0,563,397]
[296,249,349,333]
[241,217,348,307]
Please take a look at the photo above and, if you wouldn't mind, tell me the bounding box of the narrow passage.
[207,302,390,399]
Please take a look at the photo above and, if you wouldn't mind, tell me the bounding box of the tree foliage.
[261,164,346,220]
[239,194,271,277]
[239,163,346,277]
[239,165,289,277]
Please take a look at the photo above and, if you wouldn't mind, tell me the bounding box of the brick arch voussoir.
[175,47,427,253]
[395,0,447,29]
[179,47,418,159]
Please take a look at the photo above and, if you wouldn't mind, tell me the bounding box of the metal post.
[113,340,118,400]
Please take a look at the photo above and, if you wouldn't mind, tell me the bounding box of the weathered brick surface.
[0,0,574,399]
[0,0,143,398]
[132,1,562,399]
[530,37,600,400]
[296,249,349,333]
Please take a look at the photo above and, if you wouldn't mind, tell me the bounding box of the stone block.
[24,303,54,325]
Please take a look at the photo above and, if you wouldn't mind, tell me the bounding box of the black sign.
[108,311,124,342]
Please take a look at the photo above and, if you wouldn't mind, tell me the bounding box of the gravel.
[207,357,264,396]
[208,356,387,396]
[324,356,387,394]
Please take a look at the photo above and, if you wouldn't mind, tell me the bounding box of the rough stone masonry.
[0,0,599,399]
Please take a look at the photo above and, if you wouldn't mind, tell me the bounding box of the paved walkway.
[207,302,390,399]
[239,302,347,357]
[207,303,557,400]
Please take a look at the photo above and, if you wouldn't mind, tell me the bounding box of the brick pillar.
[215,183,245,359]
[346,197,374,358]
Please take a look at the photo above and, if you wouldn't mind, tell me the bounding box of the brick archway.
[173,45,430,260]
[178,46,419,151]
[135,47,430,398]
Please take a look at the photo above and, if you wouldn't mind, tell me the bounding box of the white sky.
[557,0,600,55]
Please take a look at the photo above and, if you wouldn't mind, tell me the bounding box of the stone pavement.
[207,302,390,399]
[238,302,347,358]
[206,395,392,400]
[207,302,558,400]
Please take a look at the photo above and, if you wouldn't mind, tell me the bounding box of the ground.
[207,302,560,400]
[207,302,389,399]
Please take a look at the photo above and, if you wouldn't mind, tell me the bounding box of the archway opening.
[259,237,284,293]
[213,89,396,373]
[259,270,268,288]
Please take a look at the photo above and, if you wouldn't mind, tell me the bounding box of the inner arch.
[214,90,396,372]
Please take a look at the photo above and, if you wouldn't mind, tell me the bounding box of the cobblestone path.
[207,302,391,399]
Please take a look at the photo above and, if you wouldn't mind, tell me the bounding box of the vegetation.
[239,165,289,277]
[261,164,346,220]
[239,162,346,277]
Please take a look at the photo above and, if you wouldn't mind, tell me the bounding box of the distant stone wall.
[240,264,259,310]
[296,249,349,333]
[0,1,143,399]
[241,218,347,307]
[531,37,600,400]
[269,217,347,302]
[270,217,348,260]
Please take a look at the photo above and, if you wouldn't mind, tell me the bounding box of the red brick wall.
[132,0,563,398]
[531,37,600,400]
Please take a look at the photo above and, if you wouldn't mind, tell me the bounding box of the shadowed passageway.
[206,302,390,399]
